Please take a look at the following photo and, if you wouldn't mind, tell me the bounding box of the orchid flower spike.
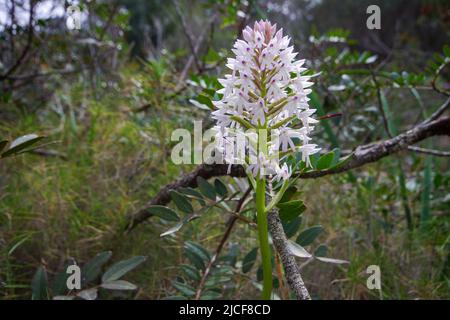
[212,20,320,182]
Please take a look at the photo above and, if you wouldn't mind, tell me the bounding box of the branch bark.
[125,115,450,230]
[268,209,311,300]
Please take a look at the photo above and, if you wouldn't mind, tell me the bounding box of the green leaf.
[296,225,324,246]
[101,280,137,290]
[1,134,44,158]
[189,99,211,110]
[82,251,112,284]
[287,240,312,258]
[160,221,184,237]
[179,187,206,205]
[196,94,215,109]
[101,256,147,283]
[444,45,450,58]
[172,281,195,297]
[314,244,328,257]
[214,179,228,197]
[278,200,306,222]
[256,264,263,281]
[329,152,354,170]
[185,250,205,270]
[184,241,211,267]
[52,265,71,296]
[76,288,98,300]
[315,256,349,264]
[205,274,231,287]
[317,152,335,170]
[200,291,222,300]
[170,190,193,213]
[180,264,201,281]
[242,248,258,273]
[279,186,299,203]
[330,148,341,166]
[147,205,180,222]
[282,216,302,238]
[308,152,320,169]
[31,266,48,300]
[196,177,216,200]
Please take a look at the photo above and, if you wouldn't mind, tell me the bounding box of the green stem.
[266,179,290,213]
[256,177,272,299]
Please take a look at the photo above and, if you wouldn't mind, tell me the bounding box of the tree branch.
[173,6,218,90]
[173,0,202,73]
[295,115,450,179]
[125,115,450,230]
[0,0,35,81]
[268,209,311,300]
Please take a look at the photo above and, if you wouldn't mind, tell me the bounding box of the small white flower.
[276,127,304,152]
[251,98,267,125]
[273,163,291,183]
[298,144,321,167]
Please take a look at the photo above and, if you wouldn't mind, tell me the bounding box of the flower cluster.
[212,20,320,182]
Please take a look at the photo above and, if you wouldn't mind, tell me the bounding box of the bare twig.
[173,0,202,73]
[172,1,220,91]
[407,146,450,157]
[431,60,450,97]
[235,0,252,39]
[0,0,35,81]
[424,97,450,124]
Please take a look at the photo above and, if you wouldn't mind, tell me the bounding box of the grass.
[0,85,182,299]
[297,167,450,299]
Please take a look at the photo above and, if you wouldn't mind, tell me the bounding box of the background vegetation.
[0,0,449,299]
